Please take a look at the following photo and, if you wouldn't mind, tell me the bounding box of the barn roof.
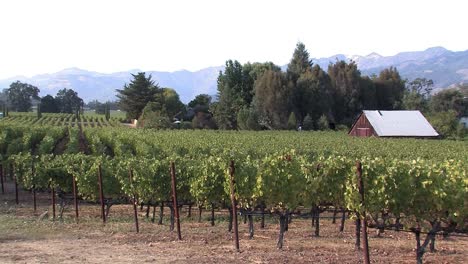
[362,110,439,137]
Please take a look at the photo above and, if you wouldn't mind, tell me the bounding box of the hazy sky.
[0,0,466,79]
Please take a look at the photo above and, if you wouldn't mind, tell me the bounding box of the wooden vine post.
[129,168,139,233]
[170,161,181,240]
[229,160,240,252]
[13,163,18,204]
[52,186,56,220]
[32,161,36,213]
[0,164,4,194]
[356,161,370,264]
[72,175,79,221]
[97,164,106,224]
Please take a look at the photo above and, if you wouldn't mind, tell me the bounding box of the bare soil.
[0,182,467,264]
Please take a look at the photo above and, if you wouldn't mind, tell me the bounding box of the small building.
[349,110,439,138]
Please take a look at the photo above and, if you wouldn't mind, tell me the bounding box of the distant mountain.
[0,47,467,103]
[0,66,223,103]
[312,47,468,89]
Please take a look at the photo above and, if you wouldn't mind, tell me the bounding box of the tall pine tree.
[116,72,162,119]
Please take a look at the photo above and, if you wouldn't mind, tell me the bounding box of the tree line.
[0,81,84,116]
[116,42,467,137]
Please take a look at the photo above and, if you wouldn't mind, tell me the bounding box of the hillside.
[0,47,467,103]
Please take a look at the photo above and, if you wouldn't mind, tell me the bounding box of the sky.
[0,0,467,79]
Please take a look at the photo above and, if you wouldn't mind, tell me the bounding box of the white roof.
[363,110,439,137]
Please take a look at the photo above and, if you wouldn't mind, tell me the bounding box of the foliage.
[430,88,467,117]
[254,70,291,129]
[302,114,314,130]
[286,42,312,85]
[55,88,83,114]
[427,110,462,139]
[328,61,364,125]
[116,72,162,119]
[317,115,329,130]
[162,88,185,120]
[40,95,59,113]
[6,81,40,112]
[188,94,211,110]
[214,60,245,129]
[373,67,406,110]
[139,102,171,129]
[0,120,467,238]
[294,65,331,123]
[287,112,297,130]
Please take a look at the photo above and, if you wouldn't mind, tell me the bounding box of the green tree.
[40,95,59,113]
[188,94,212,114]
[402,91,427,112]
[237,106,261,130]
[402,78,434,112]
[191,112,217,129]
[55,88,83,114]
[188,94,211,109]
[408,78,433,97]
[253,70,291,129]
[162,88,185,120]
[294,65,332,123]
[302,114,314,130]
[373,67,405,110]
[328,61,363,125]
[213,60,244,129]
[139,101,170,129]
[287,42,312,85]
[7,81,40,112]
[243,62,281,105]
[287,112,297,130]
[317,114,329,130]
[427,110,460,138]
[236,107,250,130]
[430,88,467,117]
[359,76,377,110]
[116,72,162,119]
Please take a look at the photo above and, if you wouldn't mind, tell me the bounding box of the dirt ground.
[0,183,467,264]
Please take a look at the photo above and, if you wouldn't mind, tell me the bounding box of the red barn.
[349,110,439,138]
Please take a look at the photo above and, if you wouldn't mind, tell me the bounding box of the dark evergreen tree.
[287,42,313,85]
[116,72,162,119]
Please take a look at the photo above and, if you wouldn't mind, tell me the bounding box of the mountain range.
[1,47,467,103]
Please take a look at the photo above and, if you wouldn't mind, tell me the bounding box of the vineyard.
[0,113,467,263]
[1,112,124,127]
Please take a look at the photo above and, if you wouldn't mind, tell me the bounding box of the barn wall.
[349,114,376,137]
